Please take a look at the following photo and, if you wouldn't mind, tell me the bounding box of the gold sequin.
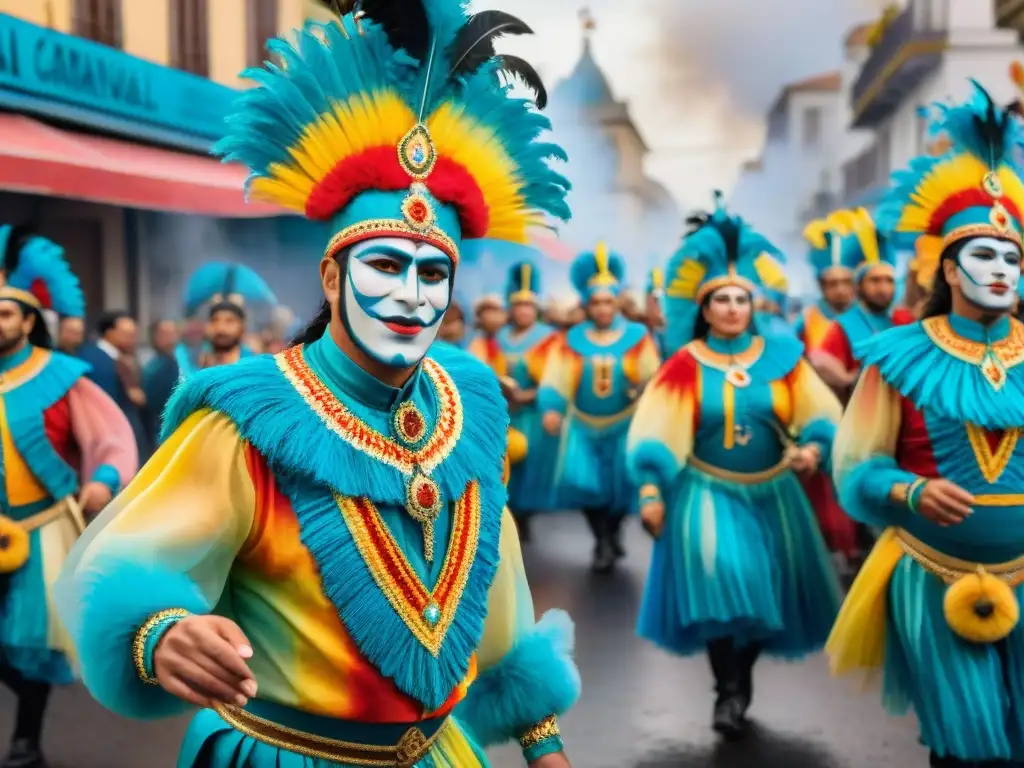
[519,715,561,749]
[132,608,190,684]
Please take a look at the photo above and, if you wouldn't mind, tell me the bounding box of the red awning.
[0,114,284,218]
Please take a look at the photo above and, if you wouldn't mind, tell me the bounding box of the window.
[247,0,279,68]
[73,0,123,49]
[802,106,822,148]
[170,0,210,77]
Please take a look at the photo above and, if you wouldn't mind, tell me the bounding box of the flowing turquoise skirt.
[552,413,635,514]
[506,405,557,514]
[178,708,489,768]
[637,462,841,657]
[0,498,76,684]
[883,557,1024,762]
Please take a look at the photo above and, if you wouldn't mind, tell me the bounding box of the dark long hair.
[291,300,331,347]
[921,240,967,319]
[692,294,713,340]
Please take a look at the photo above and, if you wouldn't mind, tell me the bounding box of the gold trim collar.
[687,336,765,371]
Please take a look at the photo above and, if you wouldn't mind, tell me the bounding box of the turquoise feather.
[4,234,86,319]
[183,262,277,316]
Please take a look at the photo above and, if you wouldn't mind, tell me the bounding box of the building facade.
[0,0,334,330]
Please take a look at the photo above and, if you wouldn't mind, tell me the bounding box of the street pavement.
[0,514,926,767]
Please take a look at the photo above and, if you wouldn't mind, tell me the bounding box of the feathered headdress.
[0,225,85,319]
[803,214,853,279]
[877,82,1024,290]
[570,242,625,299]
[506,260,542,304]
[214,0,571,268]
[824,208,893,280]
[183,262,277,318]
[663,193,787,354]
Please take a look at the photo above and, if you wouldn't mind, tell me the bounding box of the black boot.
[707,639,746,739]
[1,739,44,768]
[736,642,762,716]
[582,508,615,574]
[607,514,626,559]
[1,676,51,768]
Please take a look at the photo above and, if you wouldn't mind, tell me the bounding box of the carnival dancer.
[0,226,136,768]
[827,84,1024,768]
[54,3,579,767]
[539,244,660,573]
[495,261,559,540]
[627,204,843,738]
[811,208,908,399]
[794,216,860,565]
[182,262,278,374]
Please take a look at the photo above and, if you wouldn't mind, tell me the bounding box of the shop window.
[247,0,279,68]
[170,0,210,78]
[73,0,123,49]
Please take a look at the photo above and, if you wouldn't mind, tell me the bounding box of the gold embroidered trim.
[922,316,1024,368]
[687,336,766,371]
[688,455,788,485]
[519,715,560,749]
[336,482,481,656]
[0,287,42,310]
[942,223,1023,251]
[695,275,756,304]
[895,529,1024,586]
[132,608,190,685]
[0,348,50,394]
[324,219,459,263]
[278,347,463,476]
[965,424,1020,484]
[213,703,445,766]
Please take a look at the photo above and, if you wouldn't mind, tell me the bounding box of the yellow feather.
[666,258,707,300]
[803,219,830,249]
[897,154,989,234]
[910,234,943,290]
[754,252,788,293]
[521,263,531,292]
[825,209,855,235]
[594,242,610,275]
[651,267,664,290]
[850,208,880,264]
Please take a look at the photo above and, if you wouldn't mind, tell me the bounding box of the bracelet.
[639,483,661,503]
[907,477,927,514]
[520,716,562,762]
[133,608,190,684]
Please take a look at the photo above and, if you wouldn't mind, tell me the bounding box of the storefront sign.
[0,14,234,147]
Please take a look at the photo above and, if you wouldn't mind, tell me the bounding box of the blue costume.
[829,85,1024,767]
[54,3,580,767]
[627,203,842,735]
[538,244,660,571]
[497,261,559,516]
[0,226,136,767]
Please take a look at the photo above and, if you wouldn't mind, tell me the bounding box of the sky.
[472,0,892,211]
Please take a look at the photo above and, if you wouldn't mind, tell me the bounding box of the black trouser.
[0,664,51,748]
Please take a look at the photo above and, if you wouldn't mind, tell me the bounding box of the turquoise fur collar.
[856,317,1024,429]
[2,349,89,501]
[565,319,647,356]
[164,343,509,710]
[497,323,553,354]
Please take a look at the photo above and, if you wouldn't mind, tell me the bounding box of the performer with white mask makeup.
[829,84,1024,768]
[53,2,581,766]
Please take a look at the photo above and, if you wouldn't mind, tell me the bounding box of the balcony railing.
[851,0,948,128]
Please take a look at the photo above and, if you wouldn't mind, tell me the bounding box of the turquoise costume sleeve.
[832,365,917,529]
[91,463,122,495]
[455,510,580,755]
[53,410,256,720]
[536,385,567,415]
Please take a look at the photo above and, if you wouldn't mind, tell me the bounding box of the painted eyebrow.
[352,244,415,263]
[416,255,452,270]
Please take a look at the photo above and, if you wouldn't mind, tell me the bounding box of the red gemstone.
[409,201,428,223]
[403,410,423,438]
[416,482,437,509]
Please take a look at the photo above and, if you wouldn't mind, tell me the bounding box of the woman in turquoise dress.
[539,245,660,573]
[627,203,843,737]
[497,261,560,536]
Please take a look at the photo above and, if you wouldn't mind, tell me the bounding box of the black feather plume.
[685,212,710,235]
[351,0,431,62]
[223,265,238,298]
[448,11,533,78]
[2,225,33,273]
[970,79,1007,168]
[495,54,547,108]
[717,216,742,263]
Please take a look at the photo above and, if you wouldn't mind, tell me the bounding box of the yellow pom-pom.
[943,568,1019,644]
[0,517,30,574]
[507,428,528,466]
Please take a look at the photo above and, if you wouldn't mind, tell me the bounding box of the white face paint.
[343,237,452,367]
[956,236,1022,312]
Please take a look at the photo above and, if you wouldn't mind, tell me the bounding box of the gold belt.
[214,704,445,767]
[895,529,1024,587]
[568,403,636,429]
[687,456,789,485]
[13,496,85,535]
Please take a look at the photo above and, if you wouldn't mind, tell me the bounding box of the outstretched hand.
[154,615,257,709]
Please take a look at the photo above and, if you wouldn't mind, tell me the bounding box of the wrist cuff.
[907,477,927,514]
[639,483,660,503]
[133,609,190,684]
[520,716,562,762]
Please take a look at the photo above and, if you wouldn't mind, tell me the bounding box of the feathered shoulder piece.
[877,82,1024,288]
[214,0,571,267]
[184,262,278,317]
[661,193,787,354]
[0,225,85,318]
